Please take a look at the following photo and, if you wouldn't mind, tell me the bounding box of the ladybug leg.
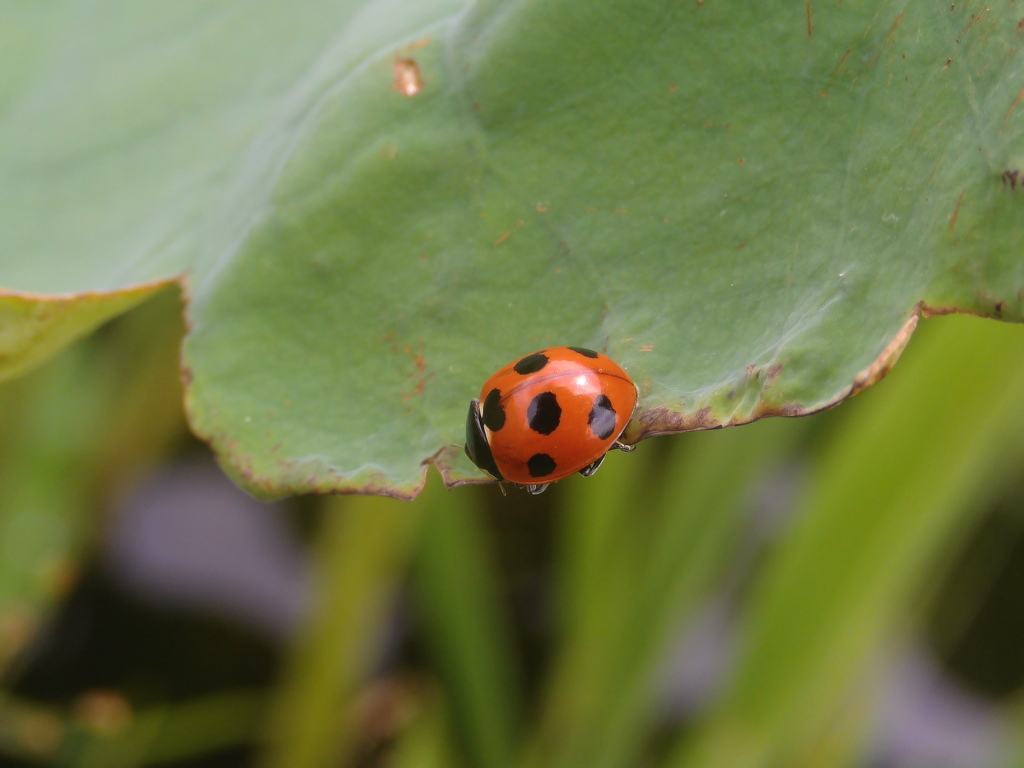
[523,483,550,495]
[611,440,635,452]
[578,454,605,477]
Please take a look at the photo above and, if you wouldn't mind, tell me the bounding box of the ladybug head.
[464,399,504,482]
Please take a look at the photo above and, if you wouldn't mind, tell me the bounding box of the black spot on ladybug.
[514,352,549,375]
[482,388,505,431]
[527,453,557,478]
[527,391,561,435]
[588,395,617,440]
[569,346,599,358]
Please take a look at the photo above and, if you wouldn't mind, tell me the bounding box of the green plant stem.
[413,483,523,768]
[259,492,425,768]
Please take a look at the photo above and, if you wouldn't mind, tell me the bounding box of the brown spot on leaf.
[948,190,965,231]
[493,231,511,246]
[831,49,853,79]
[392,58,424,97]
[1004,89,1024,130]
[1003,169,1020,190]
[959,7,989,39]
[626,405,721,440]
[399,341,431,402]
[868,12,904,67]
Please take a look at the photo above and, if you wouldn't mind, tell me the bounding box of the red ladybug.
[464,346,638,493]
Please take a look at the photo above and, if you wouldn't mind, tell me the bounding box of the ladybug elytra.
[464,346,638,494]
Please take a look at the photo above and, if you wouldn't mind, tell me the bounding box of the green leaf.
[3,1,1023,497]
[413,485,523,768]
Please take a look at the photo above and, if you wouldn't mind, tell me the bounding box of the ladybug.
[464,346,638,494]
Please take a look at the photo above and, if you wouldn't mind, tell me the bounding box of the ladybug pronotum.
[464,346,638,494]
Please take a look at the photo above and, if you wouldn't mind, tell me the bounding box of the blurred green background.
[4,2,1024,766]
[1,288,1023,768]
